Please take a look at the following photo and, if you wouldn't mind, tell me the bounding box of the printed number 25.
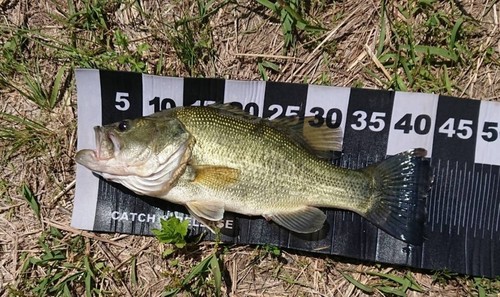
[351,111,386,132]
[115,92,130,111]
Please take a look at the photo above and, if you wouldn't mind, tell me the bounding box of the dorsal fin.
[208,103,342,159]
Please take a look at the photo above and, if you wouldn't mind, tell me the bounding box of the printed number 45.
[438,118,473,139]
[351,111,386,132]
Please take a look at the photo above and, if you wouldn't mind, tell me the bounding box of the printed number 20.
[351,111,386,132]
[115,92,130,111]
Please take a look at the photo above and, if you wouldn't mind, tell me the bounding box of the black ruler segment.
[183,77,225,106]
[96,70,152,232]
[432,96,480,163]
[425,162,500,276]
[423,95,494,275]
[74,70,500,277]
[99,70,143,125]
[263,82,308,119]
[343,88,394,160]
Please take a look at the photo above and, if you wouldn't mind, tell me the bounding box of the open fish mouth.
[94,126,119,161]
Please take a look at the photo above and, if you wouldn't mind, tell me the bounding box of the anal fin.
[266,206,326,233]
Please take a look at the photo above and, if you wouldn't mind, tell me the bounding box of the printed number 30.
[115,92,130,111]
[351,111,386,132]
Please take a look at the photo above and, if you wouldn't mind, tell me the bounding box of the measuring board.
[73,69,500,277]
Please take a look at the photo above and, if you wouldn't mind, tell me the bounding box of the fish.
[75,104,432,244]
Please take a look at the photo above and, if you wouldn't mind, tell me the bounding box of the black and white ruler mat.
[73,69,500,277]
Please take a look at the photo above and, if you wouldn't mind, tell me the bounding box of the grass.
[373,0,476,93]
[1,0,500,296]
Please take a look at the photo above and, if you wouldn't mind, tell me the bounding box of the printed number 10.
[149,96,176,112]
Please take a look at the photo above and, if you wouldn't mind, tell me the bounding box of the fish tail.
[361,148,432,245]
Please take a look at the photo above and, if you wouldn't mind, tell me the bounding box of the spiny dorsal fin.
[208,104,343,159]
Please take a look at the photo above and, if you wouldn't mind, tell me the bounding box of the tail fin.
[361,148,432,245]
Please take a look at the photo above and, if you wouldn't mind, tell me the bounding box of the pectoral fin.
[186,200,225,221]
[185,200,225,234]
[266,206,326,233]
[192,165,240,188]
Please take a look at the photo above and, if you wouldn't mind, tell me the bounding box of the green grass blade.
[377,286,407,296]
[21,184,40,219]
[210,255,222,297]
[376,0,387,56]
[255,0,277,12]
[366,271,424,292]
[450,17,464,49]
[181,254,213,286]
[261,60,280,72]
[340,271,374,293]
[131,256,138,286]
[412,45,458,62]
[49,66,67,109]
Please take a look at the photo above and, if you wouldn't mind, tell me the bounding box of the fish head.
[75,115,193,182]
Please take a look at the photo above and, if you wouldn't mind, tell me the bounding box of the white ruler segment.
[142,75,184,116]
[72,69,102,229]
[386,91,439,156]
[475,100,500,166]
[224,80,267,117]
[305,84,351,139]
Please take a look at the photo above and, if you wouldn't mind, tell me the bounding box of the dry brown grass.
[1,0,500,296]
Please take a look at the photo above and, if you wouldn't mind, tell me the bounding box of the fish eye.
[117,120,130,132]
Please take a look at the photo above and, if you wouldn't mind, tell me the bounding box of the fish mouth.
[94,126,120,161]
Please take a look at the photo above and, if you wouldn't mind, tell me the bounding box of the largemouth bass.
[76,104,432,244]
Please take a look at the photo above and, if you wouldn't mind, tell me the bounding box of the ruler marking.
[495,169,500,233]
[482,167,491,238]
[433,161,441,227]
[476,166,483,238]
[448,161,459,233]
[454,167,463,228]
[471,165,480,237]
[476,165,484,237]
[488,168,496,234]
[464,221,469,273]
[464,165,471,231]
[429,159,441,231]
[440,160,451,233]
[446,162,455,233]
[461,162,470,229]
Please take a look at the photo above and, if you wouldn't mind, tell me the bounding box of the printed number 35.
[351,111,386,132]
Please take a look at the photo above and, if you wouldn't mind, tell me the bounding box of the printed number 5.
[115,92,130,111]
[351,111,386,132]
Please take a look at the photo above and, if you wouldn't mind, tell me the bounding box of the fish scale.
[171,106,364,208]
